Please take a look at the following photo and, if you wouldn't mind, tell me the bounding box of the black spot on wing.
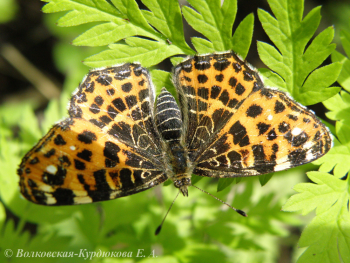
[194,57,211,70]
[219,90,229,105]
[107,88,115,96]
[232,62,242,72]
[257,122,270,135]
[74,159,86,170]
[274,101,286,114]
[267,128,277,140]
[29,157,39,165]
[235,83,245,95]
[90,103,100,114]
[119,168,133,189]
[229,121,250,147]
[52,188,75,205]
[246,104,263,118]
[210,86,221,99]
[77,149,92,162]
[197,74,208,84]
[215,74,224,82]
[94,96,104,106]
[229,77,237,87]
[78,131,97,144]
[44,149,55,158]
[126,95,138,108]
[89,169,112,201]
[103,141,120,161]
[278,121,290,133]
[112,98,127,112]
[243,71,254,81]
[54,134,66,146]
[121,82,133,92]
[213,59,230,71]
[96,74,112,86]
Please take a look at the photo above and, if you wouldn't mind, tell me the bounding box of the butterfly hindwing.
[18,64,167,205]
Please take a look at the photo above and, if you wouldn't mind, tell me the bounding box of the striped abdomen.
[155,88,183,142]
[155,88,189,184]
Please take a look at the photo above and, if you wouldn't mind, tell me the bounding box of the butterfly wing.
[173,51,332,178]
[18,64,167,205]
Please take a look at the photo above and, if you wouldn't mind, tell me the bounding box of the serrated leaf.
[258,0,338,105]
[170,56,185,66]
[323,91,350,122]
[283,171,350,263]
[191,37,214,54]
[183,0,252,54]
[73,22,141,46]
[315,124,350,178]
[83,37,183,68]
[340,29,350,59]
[141,0,192,53]
[257,41,288,79]
[231,13,254,59]
[332,50,350,92]
[43,0,122,26]
[258,68,287,92]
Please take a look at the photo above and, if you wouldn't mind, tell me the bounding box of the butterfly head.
[173,177,191,197]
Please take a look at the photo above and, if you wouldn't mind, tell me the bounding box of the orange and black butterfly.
[18,51,332,206]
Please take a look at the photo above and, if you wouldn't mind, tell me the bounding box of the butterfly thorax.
[155,88,192,196]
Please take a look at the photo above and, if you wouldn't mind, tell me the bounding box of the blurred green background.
[0,0,349,262]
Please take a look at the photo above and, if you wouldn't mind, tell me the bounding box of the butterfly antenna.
[191,184,247,217]
[155,191,180,235]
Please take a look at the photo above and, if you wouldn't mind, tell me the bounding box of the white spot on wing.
[70,145,76,151]
[46,165,57,174]
[274,162,291,171]
[305,152,314,161]
[268,115,273,120]
[292,127,302,136]
[303,141,313,149]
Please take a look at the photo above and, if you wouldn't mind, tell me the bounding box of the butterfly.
[17,51,332,206]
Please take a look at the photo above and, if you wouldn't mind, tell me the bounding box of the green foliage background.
[0,0,349,262]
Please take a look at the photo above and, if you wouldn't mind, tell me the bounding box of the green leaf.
[84,37,183,68]
[298,63,341,105]
[43,0,190,68]
[191,37,214,54]
[340,29,350,59]
[150,69,173,95]
[258,68,287,92]
[231,13,254,59]
[323,91,350,122]
[141,0,193,53]
[332,50,350,92]
[217,178,236,192]
[314,123,350,178]
[73,22,142,46]
[258,0,339,105]
[259,173,274,186]
[283,172,350,263]
[183,0,253,54]
[43,0,123,26]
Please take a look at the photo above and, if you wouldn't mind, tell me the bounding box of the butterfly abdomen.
[155,88,182,142]
[155,88,191,195]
